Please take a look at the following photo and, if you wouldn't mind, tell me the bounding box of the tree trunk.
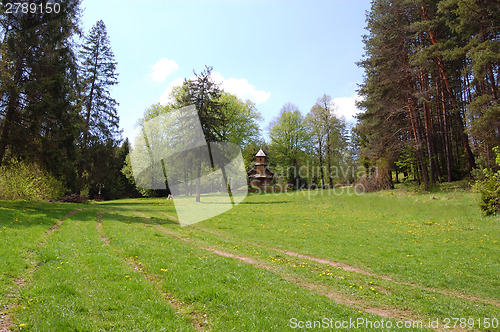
[421,5,476,172]
[326,136,333,188]
[407,99,429,189]
[318,142,325,188]
[195,162,201,202]
[438,78,453,181]
[419,71,436,183]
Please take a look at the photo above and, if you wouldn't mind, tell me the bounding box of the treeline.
[132,67,356,193]
[0,1,135,200]
[264,96,355,188]
[356,0,499,189]
[4,0,497,202]
[125,66,264,199]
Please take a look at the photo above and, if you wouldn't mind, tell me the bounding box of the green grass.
[0,202,81,303]
[0,185,498,331]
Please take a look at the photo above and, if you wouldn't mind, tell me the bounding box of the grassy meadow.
[0,185,498,331]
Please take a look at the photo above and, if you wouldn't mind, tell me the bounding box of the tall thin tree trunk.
[419,71,436,183]
[407,98,429,189]
[421,5,476,172]
[195,162,201,202]
[438,78,452,181]
[318,145,325,188]
[326,135,333,188]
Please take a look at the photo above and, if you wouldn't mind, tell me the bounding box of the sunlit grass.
[0,184,498,330]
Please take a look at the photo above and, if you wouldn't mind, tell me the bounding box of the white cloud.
[151,58,178,83]
[332,95,364,122]
[159,77,185,105]
[211,72,271,104]
[159,71,271,106]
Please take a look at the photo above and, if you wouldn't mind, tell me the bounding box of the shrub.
[356,173,392,193]
[58,193,88,203]
[356,164,392,193]
[0,158,65,201]
[478,146,500,215]
[479,175,500,215]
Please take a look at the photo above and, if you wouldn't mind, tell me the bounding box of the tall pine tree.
[79,20,120,192]
[80,20,119,146]
[0,0,82,189]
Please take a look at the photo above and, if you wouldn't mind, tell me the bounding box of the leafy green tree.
[306,94,348,187]
[268,103,308,186]
[132,69,264,200]
[87,139,140,199]
[218,93,262,148]
[176,66,224,142]
[438,0,500,169]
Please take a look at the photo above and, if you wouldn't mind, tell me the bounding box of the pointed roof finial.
[256,149,266,157]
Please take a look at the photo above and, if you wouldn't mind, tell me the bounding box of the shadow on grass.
[0,200,87,229]
[97,198,174,206]
[103,210,179,226]
[0,199,180,229]
[237,201,289,205]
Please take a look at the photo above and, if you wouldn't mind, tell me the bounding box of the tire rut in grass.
[44,209,81,238]
[0,305,14,332]
[1,209,82,332]
[196,226,500,308]
[201,247,422,325]
[126,258,206,331]
[96,213,110,245]
[152,225,426,326]
[97,212,206,331]
[272,248,500,308]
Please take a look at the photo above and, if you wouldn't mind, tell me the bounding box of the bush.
[58,193,88,203]
[478,146,500,215]
[0,158,65,201]
[479,175,500,215]
[356,166,392,193]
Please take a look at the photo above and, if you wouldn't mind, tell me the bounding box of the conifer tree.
[0,0,82,189]
[79,20,120,192]
[80,20,119,148]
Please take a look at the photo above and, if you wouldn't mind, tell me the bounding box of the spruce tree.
[80,20,119,147]
[0,0,82,189]
[79,20,120,192]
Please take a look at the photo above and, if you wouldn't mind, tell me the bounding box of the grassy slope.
[0,202,80,303]
[0,186,498,331]
[191,187,499,300]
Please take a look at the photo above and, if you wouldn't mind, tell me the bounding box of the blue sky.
[80,0,372,143]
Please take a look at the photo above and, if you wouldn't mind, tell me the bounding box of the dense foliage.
[1,0,498,207]
[479,146,500,215]
[0,0,82,190]
[356,0,499,189]
[0,158,65,200]
[0,1,132,200]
